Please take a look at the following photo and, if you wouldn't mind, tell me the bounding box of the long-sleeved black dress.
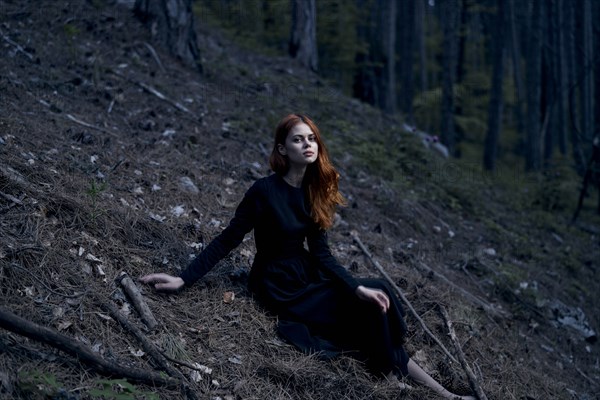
[180,173,409,377]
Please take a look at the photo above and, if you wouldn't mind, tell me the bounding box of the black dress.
[179,173,410,377]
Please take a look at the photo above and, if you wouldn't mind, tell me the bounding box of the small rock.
[447,230,455,238]
[482,248,496,257]
[433,225,442,233]
[179,176,199,194]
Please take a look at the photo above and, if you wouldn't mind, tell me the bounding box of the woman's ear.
[277,144,287,155]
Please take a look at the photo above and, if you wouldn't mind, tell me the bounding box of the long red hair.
[269,113,346,230]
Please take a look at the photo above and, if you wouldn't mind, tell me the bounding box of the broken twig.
[110,69,190,114]
[65,114,117,136]
[0,29,34,60]
[439,305,488,400]
[415,260,509,320]
[351,231,458,364]
[116,271,158,330]
[0,307,180,389]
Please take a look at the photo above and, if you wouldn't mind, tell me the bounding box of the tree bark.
[381,0,397,114]
[397,0,414,120]
[565,0,586,174]
[415,0,427,94]
[0,308,181,389]
[440,0,461,155]
[525,0,542,171]
[555,0,568,156]
[134,0,201,72]
[508,0,525,135]
[580,0,594,142]
[289,0,318,72]
[483,0,506,171]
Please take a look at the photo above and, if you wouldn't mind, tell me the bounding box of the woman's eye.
[309,136,316,142]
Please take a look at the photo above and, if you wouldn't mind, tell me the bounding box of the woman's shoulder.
[246,173,279,196]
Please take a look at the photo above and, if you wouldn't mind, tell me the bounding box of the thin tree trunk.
[580,0,594,142]
[525,0,542,171]
[483,0,506,171]
[415,0,427,94]
[382,0,397,114]
[134,0,201,72]
[440,0,460,155]
[290,0,318,72]
[542,0,555,164]
[397,0,414,119]
[565,0,586,174]
[555,0,568,156]
[508,0,525,135]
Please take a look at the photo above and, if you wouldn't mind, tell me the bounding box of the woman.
[141,114,475,399]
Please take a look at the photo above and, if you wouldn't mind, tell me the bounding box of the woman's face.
[278,122,319,167]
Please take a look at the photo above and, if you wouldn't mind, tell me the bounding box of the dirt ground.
[1,1,599,399]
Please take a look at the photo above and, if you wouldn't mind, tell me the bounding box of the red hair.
[269,113,346,230]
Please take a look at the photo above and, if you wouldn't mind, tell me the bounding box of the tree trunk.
[555,0,568,156]
[508,0,524,136]
[352,0,377,106]
[525,0,542,171]
[565,0,586,174]
[397,0,414,119]
[134,0,201,72]
[381,0,397,114]
[483,0,506,171]
[542,0,554,164]
[290,0,318,72]
[440,0,461,155]
[415,0,428,94]
[580,0,594,142]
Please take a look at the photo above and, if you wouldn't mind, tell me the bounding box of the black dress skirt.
[180,173,409,377]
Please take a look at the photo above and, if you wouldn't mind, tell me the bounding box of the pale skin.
[140,123,475,400]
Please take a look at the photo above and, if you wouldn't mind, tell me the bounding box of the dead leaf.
[57,321,72,331]
[129,348,145,357]
[228,355,242,365]
[223,291,235,304]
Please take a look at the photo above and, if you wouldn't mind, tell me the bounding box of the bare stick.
[351,231,458,364]
[0,29,34,60]
[142,41,166,72]
[110,70,190,114]
[94,297,199,400]
[439,305,488,400]
[65,114,118,136]
[0,191,23,205]
[116,272,158,331]
[414,259,509,319]
[0,307,179,389]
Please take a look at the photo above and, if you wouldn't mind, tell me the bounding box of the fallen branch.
[141,41,165,72]
[439,305,488,400]
[0,307,180,389]
[116,272,158,331]
[414,259,509,320]
[110,70,190,114]
[94,296,199,400]
[0,28,34,60]
[351,231,458,364]
[0,191,23,205]
[65,114,118,136]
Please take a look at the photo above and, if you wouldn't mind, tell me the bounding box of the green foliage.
[87,180,107,222]
[62,23,80,38]
[89,379,159,400]
[17,370,63,398]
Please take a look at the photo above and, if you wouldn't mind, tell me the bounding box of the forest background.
[0,0,599,399]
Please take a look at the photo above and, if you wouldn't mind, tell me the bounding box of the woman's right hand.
[139,273,185,292]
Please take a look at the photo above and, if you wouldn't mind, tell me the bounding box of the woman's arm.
[140,180,263,290]
[306,227,361,294]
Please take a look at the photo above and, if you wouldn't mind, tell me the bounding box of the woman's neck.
[283,165,306,188]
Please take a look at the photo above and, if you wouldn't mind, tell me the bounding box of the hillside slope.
[1,1,599,399]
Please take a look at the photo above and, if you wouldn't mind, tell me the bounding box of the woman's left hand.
[355,285,390,313]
